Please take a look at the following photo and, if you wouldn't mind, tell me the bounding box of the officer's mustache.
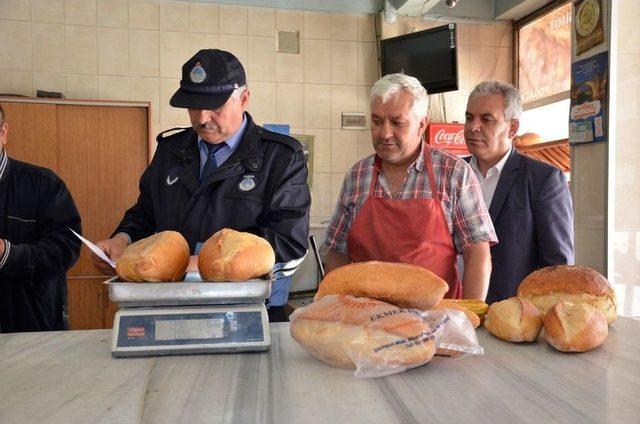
[195,122,220,131]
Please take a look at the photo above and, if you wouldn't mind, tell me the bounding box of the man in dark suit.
[464,81,574,304]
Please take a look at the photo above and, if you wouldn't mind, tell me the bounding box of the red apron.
[347,147,462,299]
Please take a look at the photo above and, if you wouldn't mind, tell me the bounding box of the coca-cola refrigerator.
[427,123,469,157]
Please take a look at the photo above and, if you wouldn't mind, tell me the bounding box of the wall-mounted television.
[380,23,459,95]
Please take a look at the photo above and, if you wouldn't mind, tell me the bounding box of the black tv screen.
[380,23,458,94]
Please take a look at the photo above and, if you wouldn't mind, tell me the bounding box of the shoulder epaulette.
[156,127,190,143]
[258,127,302,152]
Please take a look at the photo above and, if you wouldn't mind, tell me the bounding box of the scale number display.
[116,311,265,348]
[155,318,224,341]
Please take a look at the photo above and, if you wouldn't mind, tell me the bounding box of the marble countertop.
[0,319,638,424]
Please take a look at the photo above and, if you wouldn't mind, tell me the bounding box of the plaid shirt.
[325,143,497,254]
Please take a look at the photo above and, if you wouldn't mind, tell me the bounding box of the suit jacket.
[467,148,574,303]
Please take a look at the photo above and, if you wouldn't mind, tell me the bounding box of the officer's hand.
[187,255,199,272]
[91,235,129,276]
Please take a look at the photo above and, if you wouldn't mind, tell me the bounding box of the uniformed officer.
[91,49,310,322]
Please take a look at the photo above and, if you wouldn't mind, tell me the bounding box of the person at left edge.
[0,104,82,333]
[90,49,311,322]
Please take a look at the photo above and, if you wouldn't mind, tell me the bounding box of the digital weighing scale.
[107,272,272,357]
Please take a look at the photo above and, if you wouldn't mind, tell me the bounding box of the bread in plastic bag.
[289,294,483,377]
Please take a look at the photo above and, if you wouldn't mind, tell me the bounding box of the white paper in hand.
[69,228,116,268]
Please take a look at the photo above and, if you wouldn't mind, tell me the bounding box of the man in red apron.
[324,74,497,300]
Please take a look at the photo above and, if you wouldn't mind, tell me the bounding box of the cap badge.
[190,62,207,84]
[238,175,256,192]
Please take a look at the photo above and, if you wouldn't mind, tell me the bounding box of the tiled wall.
[0,0,511,224]
[572,142,606,273]
[614,0,640,317]
[0,0,377,223]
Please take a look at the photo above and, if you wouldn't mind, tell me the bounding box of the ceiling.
[203,0,553,21]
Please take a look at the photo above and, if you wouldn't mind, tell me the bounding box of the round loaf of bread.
[543,301,608,352]
[483,297,542,342]
[198,228,275,281]
[116,231,190,282]
[315,261,450,310]
[517,265,617,324]
[290,295,436,370]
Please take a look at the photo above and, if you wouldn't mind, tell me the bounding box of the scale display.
[155,318,224,341]
[111,305,270,357]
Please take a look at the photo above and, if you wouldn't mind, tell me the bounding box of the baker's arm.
[461,241,491,300]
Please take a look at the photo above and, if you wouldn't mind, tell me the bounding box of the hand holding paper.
[69,228,116,268]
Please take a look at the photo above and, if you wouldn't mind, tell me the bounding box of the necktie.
[200,142,226,182]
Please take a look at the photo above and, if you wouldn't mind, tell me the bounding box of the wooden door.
[0,100,149,330]
[56,105,148,328]
[66,277,119,329]
[56,105,148,278]
[67,277,105,329]
[0,102,58,170]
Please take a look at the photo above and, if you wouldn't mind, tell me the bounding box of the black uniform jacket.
[114,113,311,264]
[0,153,82,333]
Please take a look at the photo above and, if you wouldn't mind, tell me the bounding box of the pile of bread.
[483,265,616,352]
[115,229,275,282]
[290,261,485,372]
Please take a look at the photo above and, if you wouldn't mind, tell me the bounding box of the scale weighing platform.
[107,272,272,357]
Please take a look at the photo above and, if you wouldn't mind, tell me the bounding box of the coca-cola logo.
[434,128,465,146]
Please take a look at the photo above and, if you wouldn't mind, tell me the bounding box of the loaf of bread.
[116,231,190,282]
[315,261,449,310]
[543,301,608,352]
[198,228,275,281]
[433,299,481,328]
[483,297,542,342]
[290,294,436,370]
[517,265,617,324]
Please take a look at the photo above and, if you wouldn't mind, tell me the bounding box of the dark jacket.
[114,113,311,266]
[0,151,82,333]
[468,148,574,303]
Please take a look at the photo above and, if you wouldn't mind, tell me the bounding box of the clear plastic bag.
[289,295,483,378]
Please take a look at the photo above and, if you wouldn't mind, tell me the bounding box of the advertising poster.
[569,51,608,144]
[518,2,571,105]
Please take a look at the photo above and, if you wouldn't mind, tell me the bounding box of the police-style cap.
[170,49,246,110]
